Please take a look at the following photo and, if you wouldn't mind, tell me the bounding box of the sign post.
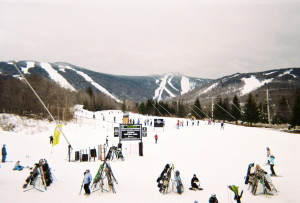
[118,124,143,156]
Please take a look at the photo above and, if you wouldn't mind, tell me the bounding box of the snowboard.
[189,187,203,191]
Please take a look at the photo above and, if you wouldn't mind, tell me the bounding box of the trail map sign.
[154,119,164,127]
[120,124,142,141]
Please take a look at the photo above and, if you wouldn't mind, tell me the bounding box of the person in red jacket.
[154,134,158,144]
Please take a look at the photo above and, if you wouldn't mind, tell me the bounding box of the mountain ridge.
[0,60,211,102]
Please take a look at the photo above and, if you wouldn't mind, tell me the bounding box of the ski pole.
[79,179,84,195]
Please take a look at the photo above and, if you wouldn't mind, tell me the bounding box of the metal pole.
[211,97,214,120]
[12,62,72,148]
[266,88,271,127]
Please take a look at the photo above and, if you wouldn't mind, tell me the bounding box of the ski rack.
[91,148,118,195]
[23,167,47,193]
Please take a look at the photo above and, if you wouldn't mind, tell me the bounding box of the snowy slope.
[63,65,120,102]
[1,108,300,203]
[40,62,76,91]
[153,73,201,101]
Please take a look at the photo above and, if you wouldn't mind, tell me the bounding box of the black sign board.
[154,119,164,127]
[120,124,142,141]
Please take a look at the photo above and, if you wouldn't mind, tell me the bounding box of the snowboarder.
[228,185,243,203]
[2,144,7,163]
[83,169,92,195]
[190,174,202,190]
[209,194,218,203]
[154,134,158,144]
[49,136,53,144]
[13,161,24,171]
[269,154,277,176]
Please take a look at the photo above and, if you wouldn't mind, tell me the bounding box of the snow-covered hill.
[175,68,300,105]
[1,107,300,203]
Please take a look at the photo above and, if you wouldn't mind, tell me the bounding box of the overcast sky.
[1,0,300,79]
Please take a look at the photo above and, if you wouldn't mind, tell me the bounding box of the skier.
[83,169,92,195]
[2,144,7,162]
[106,136,109,147]
[220,121,225,130]
[209,194,218,203]
[190,174,202,190]
[13,161,24,171]
[154,134,158,144]
[49,136,53,144]
[269,154,277,176]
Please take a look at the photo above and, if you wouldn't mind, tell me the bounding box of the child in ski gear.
[83,169,92,195]
[228,185,243,203]
[154,134,158,144]
[2,144,7,162]
[269,155,277,176]
[190,174,202,190]
[209,194,218,203]
[13,161,24,171]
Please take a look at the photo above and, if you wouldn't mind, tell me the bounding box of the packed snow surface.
[1,107,300,203]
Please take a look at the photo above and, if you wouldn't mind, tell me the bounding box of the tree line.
[135,93,300,128]
[0,75,118,121]
[1,74,299,128]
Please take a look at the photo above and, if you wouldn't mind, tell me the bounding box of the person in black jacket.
[209,194,218,203]
[190,174,203,190]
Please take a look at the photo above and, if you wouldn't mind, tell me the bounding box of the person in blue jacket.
[2,144,7,162]
[13,161,24,171]
[269,155,277,176]
[83,169,92,195]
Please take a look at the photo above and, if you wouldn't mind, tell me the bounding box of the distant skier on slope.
[220,121,225,130]
[154,134,158,144]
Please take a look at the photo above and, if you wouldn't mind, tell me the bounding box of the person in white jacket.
[83,169,92,195]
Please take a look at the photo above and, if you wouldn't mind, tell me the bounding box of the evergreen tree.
[243,93,260,126]
[290,91,300,128]
[214,96,223,120]
[222,97,231,121]
[231,95,241,123]
[191,98,204,119]
[146,98,155,115]
[138,102,146,114]
[176,100,186,118]
[121,101,127,112]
